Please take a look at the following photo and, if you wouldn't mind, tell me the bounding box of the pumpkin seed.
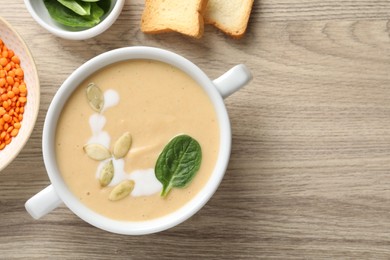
[108,180,135,201]
[86,82,104,112]
[113,132,132,159]
[99,160,114,187]
[83,143,111,161]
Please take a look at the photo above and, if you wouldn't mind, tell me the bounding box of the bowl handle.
[25,185,62,219]
[213,64,253,99]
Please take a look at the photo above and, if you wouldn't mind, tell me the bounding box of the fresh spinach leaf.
[57,0,91,16]
[96,0,112,14]
[44,0,104,28]
[155,135,202,197]
[89,3,105,21]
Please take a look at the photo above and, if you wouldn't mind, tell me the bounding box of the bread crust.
[204,0,254,39]
[141,0,209,39]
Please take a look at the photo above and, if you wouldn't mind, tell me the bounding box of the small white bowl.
[0,17,40,172]
[24,0,125,40]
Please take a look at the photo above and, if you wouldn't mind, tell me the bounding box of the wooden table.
[1,1,390,259]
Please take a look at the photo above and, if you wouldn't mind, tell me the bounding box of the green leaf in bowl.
[57,0,91,16]
[44,0,105,28]
[155,135,202,197]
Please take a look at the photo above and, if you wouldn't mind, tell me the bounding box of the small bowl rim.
[0,16,40,172]
[23,0,125,40]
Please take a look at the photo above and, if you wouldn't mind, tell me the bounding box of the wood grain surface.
[1,0,390,259]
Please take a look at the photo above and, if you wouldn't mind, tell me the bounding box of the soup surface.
[56,60,220,221]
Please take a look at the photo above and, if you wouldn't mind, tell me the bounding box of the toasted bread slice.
[204,0,254,38]
[141,0,208,39]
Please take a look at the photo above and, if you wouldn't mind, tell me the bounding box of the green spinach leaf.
[155,135,202,197]
[57,0,91,16]
[44,0,104,28]
[98,1,111,14]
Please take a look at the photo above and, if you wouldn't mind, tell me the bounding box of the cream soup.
[55,60,220,221]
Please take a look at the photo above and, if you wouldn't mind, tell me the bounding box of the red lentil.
[0,38,27,150]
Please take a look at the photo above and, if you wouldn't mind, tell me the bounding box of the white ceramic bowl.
[0,17,40,172]
[25,47,252,235]
[24,0,125,40]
